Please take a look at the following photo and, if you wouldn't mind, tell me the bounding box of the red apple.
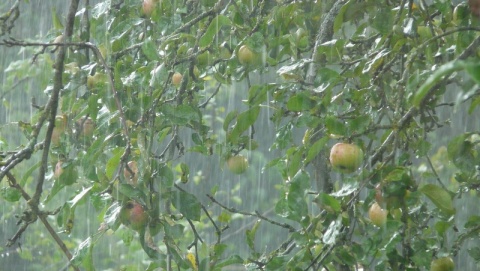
[329,143,364,173]
[120,201,149,231]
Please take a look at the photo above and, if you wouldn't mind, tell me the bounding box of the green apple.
[226,155,249,174]
[430,257,454,271]
[237,45,254,65]
[329,143,364,173]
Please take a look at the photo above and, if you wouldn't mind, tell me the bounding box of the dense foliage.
[2,0,480,270]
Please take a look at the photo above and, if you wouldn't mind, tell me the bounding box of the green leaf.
[419,184,455,215]
[71,237,94,268]
[331,182,358,197]
[465,62,480,85]
[215,255,244,268]
[142,38,160,61]
[468,247,480,261]
[413,60,466,108]
[1,187,21,202]
[325,116,346,136]
[314,193,341,213]
[171,189,201,221]
[322,216,342,245]
[228,106,260,144]
[304,136,329,165]
[199,15,232,47]
[67,186,93,208]
[247,84,270,106]
[246,220,261,252]
[158,164,174,187]
[286,93,315,111]
[447,133,476,172]
[51,7,64,31]
[284,171,310,222]
[161,104,201,125]
[223,110,238,131]
[286,147,303,178]
[372,7,393,35]
[105,147,124,179]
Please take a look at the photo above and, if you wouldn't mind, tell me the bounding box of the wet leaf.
[246,220,261,251]
[1,187,21,202]
[199,15,232,47]
[413,60,467,107]
[419,184,455,215]
[286,93,315,111]
[323,216,342,245]
[171,189,201,221]
[314,193,341,213]
[447,133,476,172]
[228,106,260,144]
[142,38,160,61]
[67,186,93,208]
[325,116,346,136]
[215,255,244,268]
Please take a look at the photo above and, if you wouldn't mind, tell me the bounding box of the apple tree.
[1,0,480,270]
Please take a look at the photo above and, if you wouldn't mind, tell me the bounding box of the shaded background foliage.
[1,0,480,270]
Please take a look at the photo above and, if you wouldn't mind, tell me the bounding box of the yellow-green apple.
[368,202,387,227]
[237,45,254,65]
[430,257,454,271]
[329,143,364,173]
[226,155,249,174]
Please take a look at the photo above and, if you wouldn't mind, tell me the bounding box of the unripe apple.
[142,0,156,17]
[430,257,454,271]
[329,143,364,173]
[172,72,183,87]
[237,45,254,65]
[120,201,149,231]
[368,202,387,227]
[123,161,138,185]
[226,155,249,174]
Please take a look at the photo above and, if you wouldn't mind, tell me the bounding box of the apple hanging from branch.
[120,200,149,231]
[329,143,364,173]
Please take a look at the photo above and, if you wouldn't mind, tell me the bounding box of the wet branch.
[5,172,78,271]
[207,194,295,232]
